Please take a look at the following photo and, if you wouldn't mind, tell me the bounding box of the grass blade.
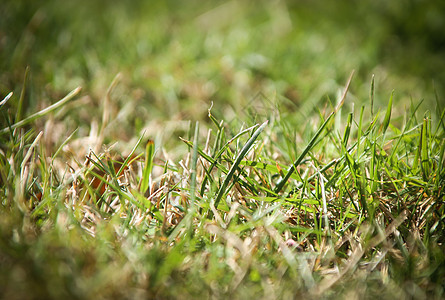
[214,120,268,208]
[199,123,258,196]
[17,66,30,121]
[51,128,78,163]
[116,134,145,177]
[140,139,155,195]
[420,117,430,180]
[370,74,375,117]
[189,121,199,208]
[274,112,334,194]
[0,86,82,134]
[381,90,394,134]
[342,112,353,147]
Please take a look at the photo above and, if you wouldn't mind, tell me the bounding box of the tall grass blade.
[420,117,430,180]
[189,121,199,208]
[168,122,204,242]
[274,112,334,194]
[51,128,78,163]
[140,140,155,194]
[317,170,329,233]
[342,112,353,147]
[17,66,30,121]
[0,86,82,134]
[199,123,257,195]
[20,131,43,173]
[370,74,375,117]
[356,106,364,158]
[214,120,268,208]
[382,90,394,134]
[437,140,445,191]
[116,134,145,177]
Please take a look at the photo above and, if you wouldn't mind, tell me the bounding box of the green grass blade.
[381,90,394,134]
[199,124,258,195]
[116,134,145,177]
[189,121,199,208]
[168,122,201,243]
[17,66,30,121]
[356,106,364,158]
[141,140,155,195]
[51,128,78,163]
[342,112,353,147]
[208,105,223,131]
[437,140,445,191]
[214,120,268,208]
[317,171,329,233]
[180,137,228,174]
[420,117,430,180]
[370,74,375,117]
[0,86,82,134]
[182,124,262,195]
[370,142,377,193]
[274,112,334,194]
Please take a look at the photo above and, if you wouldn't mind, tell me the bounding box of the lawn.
[1,1,445,299]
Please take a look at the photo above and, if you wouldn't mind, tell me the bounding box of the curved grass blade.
[274,112,334,194]
[0,86,82,134]
[214,120,268,208]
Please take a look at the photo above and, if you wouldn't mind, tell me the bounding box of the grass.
[1,1,445,299]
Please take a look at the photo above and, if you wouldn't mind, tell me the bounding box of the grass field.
[1,1,445,299]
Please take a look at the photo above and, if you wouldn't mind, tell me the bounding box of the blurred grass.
[2,0,444,123]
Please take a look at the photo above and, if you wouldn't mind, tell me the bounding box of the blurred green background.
[1,0,445,133]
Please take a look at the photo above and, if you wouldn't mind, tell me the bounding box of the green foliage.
[1,1,445,299]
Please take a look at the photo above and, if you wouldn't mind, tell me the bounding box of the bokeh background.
[2,0,445,138]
